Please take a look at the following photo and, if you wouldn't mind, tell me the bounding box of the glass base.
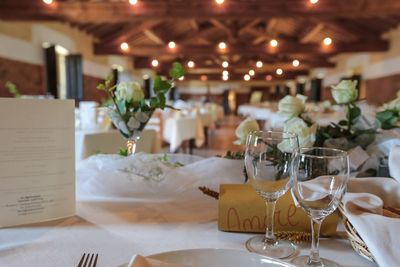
[291,255,338,267]
[245,236,297,259]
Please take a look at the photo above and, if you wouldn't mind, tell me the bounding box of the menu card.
[0,98,75,227]
[218,184,338,235]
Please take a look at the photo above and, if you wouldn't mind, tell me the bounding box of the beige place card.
[218,184,338,236]
[0,98,75,227]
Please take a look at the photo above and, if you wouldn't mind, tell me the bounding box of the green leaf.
[349,105,361,121]
[158,93,166,109]
[118,148,129,157]
[154,76,171,93]
[150,97,159,108]
[116,99,127,115]
[377,110,394,121]
[169,62,184,79]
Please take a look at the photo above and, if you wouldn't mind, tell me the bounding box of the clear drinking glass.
[291,147,350,267]
[244,131,299,258]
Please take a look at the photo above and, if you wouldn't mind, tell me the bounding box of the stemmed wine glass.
[244,130,299,258]
[291,147,349,267]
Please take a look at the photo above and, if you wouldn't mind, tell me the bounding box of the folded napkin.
[342,178,400,267]
[389,144,400,182]
[128,255,180,267]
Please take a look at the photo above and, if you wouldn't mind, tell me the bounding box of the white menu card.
[0,98,75,227]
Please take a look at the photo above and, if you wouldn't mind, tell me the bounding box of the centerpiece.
[97,62,184,155]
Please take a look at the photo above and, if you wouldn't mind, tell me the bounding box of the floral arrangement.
[376,91,400,129]
[97,62,184,154]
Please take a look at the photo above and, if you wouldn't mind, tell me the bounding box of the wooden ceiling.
[1,0,400,81]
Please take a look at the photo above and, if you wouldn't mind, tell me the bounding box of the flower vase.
[107,108,153,155]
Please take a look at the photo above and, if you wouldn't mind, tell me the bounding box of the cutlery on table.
[77,253,98,267]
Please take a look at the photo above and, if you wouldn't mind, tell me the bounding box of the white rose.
[331,80,358,104]
[278,117,317,152]
[278,94,307,119]
[115,81,144,103]
[234,118,260,145]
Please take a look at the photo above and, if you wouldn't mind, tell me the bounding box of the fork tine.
[83,253,90,267]
[92,254,99,267]
[77,253,86,267]
[87,254,94,267]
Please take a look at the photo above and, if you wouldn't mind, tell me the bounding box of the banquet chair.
[78,129,159,159]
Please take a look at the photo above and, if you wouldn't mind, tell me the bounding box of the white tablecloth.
[163,116,205,152]
[0,154,377,267]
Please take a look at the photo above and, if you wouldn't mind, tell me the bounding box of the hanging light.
[309,0,319,4]
[151,59,159,67]
[187,61,195,68]
[269,39,278,47]
[215,0,225,4]
[292,59,300,67]
[222,75,229,81]
[222,70,229,76]
[266,75,273,81]
[276,68,283,75]
[120,42,129,51]
[323,37,332,46]
[256,61,263,68]
[178,76,184,81]
[168,41,176,49]
[129,0,138,5]
[244,74,251,81]
[218,42,227,50]
[222,61,229,68]
[43,0,53,4]
[249,69,255,76]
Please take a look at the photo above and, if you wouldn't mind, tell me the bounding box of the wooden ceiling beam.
[143,29,165,45]
[299,23,325,43]
[181,72,308,81]
[209,19,236,42]
[96,41,388,56]
[2,1,400,22]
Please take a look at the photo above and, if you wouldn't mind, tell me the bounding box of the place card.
[0,98,75,227]
[218,184,338,235]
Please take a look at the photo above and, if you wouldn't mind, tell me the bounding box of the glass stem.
[308,219,323,265]
[126,139,137,155]
[264,200,277,245]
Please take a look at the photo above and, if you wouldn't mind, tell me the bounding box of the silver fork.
[77,253,98,267]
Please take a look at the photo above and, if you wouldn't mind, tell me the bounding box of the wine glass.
[291,147,349,267]
[244,130,299,258]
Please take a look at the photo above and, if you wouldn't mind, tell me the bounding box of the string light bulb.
[256,61,263,68]
[215,0,225,5]
[200,75,208,81]
[222,70,229,76]
[222,61,229,68]
[276,68,283,75]
[270,39,278,47]
[323,37,333,46]
[168,41,176,49]
[43,0,53,4]
[187,61,195,68]
[222,75,229,81]
[178,76,184,81]
[218,42,227,50]
[151,59,159,67]
[309,0,319,4]
[129,0,138,5]
[249,69,255,76]
[266,75,273,81]
[292,59,300,67]
[120,42,129,51]
[244,74,251,81]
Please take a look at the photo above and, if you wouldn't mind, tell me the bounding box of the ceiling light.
[218,42,227,50]
[266,75,273,81]
[222,75,229,81]
[323,37,332,46]
[178,76,184,81]
[215,0,224,5]
[129,0,138,5]
[120,42,129,51]
[43,0,53,4]
[168,41,176,49]
[151,59,159,67]
[309,0,319,4]
[222,70,229,76]
[222,61,229,68]
[269,39,278,47]
[256,61,263,68]
[200,75,208,81]
[249,69,255,76]
[276,68,283,75]
[292,59,300,67]
[244,74,251,81]
[187,61,195,68]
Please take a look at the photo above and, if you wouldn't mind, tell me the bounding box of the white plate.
[122,248,295,267]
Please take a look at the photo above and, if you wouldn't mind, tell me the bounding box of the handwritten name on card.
[218,184,338,235]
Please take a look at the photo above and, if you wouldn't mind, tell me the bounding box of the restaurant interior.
[0,1,400,267]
